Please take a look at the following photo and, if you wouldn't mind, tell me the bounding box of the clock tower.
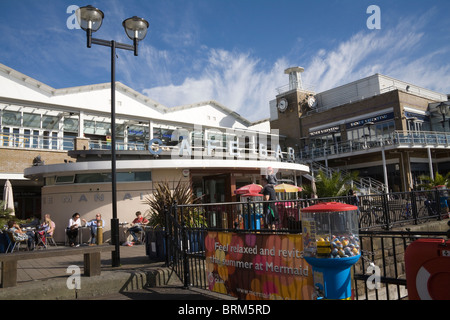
[271,67,316,149]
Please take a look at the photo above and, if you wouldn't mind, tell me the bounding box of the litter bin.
[146,228,166,261]
[302,202,361,300]
[242,193,263,230]
[188,230,205,253]
[243,213,262,230]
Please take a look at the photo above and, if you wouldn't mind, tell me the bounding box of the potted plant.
[143,179,206,260]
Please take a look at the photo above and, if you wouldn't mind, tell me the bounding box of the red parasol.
[234,183,263,195]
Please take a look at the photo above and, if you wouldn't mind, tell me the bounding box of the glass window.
[2,111,21,126]
[32,130,39,148]
[56,175,75,184]
[45,177,56,186]
[84,120,96,134]
[73,171,151,183]
[134,171,152,181]
[117,172,135,182]
[63,132,77,150]
[13,128,20,147]
[128,125,148,150]
[96,121,111,135]
[75,173,112,184]
[63,118,79,133]
[23,113,41,128]
[42,115,59,130]
[23,129,31,148]
[2,127,9,146]
[52,132,58,149]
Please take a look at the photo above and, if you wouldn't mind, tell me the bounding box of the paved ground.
[14,244,155,283]
[87,286,222,300]
[0,243,233,300]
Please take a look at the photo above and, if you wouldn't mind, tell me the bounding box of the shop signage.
[205,231,314,300]
[44,192,136,205]
[346,112,394,129]
[309,126,340,137]
[148,125,296,162]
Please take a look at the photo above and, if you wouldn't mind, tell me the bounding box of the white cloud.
[303,19,427,92]
[142,49,288,121]
[140,12,450,123]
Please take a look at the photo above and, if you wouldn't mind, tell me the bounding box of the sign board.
[205,231,314,300]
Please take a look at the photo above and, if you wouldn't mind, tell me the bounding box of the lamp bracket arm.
[89,37,136,54]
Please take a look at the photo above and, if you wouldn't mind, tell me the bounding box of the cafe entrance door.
[203,174,227,204]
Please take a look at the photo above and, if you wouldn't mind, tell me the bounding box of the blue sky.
[0,0,449,121]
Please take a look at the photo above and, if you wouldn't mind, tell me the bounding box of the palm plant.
[418,172,450,190]
[0,200,18,230]
[144,179,205,228]
[303,169,359,198]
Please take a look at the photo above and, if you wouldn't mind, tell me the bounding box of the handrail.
[0,132,74,151]
[310,160,386,194]
[299,130,450,161]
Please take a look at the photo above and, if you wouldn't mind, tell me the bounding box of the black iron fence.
[354,230,448,300]
[163,189,449,299]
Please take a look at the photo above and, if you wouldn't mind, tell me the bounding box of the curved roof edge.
[24,159,310,179]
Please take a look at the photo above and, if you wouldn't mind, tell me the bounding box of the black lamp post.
[76,5,149,267]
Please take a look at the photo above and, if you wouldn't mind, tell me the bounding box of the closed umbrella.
[3,179,15,215]
[234,184,263,195]
[274,183,302,193]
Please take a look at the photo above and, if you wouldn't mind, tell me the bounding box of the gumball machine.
[301,202,361,300]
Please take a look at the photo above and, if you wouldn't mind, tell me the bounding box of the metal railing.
[164,189,449,298]
[354,230,448,300]
[0,132,74,151]
[310,160,386,194]
[299,130,450,161]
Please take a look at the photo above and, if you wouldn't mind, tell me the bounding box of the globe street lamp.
[76,5,149,267]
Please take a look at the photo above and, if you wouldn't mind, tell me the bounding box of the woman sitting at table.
[66,212,83,247]
[36,214,55,245]
[7,220,34,250]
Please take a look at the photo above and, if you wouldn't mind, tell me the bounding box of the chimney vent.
[285,67,304,90]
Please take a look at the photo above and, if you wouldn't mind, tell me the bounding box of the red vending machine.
[405,238,450,300]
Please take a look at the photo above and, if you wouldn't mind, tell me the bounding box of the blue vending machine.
[302,202,361,300]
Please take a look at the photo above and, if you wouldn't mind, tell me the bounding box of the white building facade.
[0,63,309,243]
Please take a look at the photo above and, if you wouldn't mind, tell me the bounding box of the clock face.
[278,98,288,112]
[308,96,317,108]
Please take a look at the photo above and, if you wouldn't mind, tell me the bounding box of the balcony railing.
[0,132,298,164]
[0,132,74,151]
[299,130,450,160]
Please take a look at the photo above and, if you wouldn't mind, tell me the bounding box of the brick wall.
[0,148,74,174]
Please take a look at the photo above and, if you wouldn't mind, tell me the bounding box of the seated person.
[7,220,34,250]
[66,212,83,247]
[82,214,105,246]
[21,215,41,228]
[125,211,149,244]
[36,214,55,245]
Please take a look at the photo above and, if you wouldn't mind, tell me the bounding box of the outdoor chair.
[6,231,29,253]
[35,231,47,249]
[45,232,57,247]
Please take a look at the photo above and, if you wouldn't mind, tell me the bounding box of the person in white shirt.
[66,212,82,247]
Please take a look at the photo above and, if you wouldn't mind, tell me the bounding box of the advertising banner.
[205,232,314,300]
